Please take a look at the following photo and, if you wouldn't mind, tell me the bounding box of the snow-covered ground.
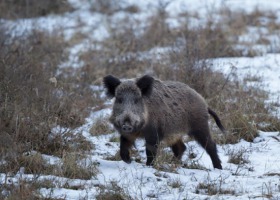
[212,54,280,101]
[38,108,280,200]
[1,0,280,199]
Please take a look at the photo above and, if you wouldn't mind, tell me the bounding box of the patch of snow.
[211,54,280,101]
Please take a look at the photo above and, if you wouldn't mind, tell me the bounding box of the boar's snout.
[122,124,133,133]
[113,112,144,134]
[121,116,134,133]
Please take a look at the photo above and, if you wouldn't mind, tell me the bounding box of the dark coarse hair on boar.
[103,74,225,169]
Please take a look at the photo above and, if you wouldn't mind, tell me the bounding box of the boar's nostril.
[122,124,133,133]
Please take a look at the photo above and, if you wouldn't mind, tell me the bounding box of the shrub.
[0,181,40,200]
[95,181,133,200]
[90,116,114,136]
[0,29,96,176]
[227,147,250,165]
[0,30,66,159]
[61,154,98,180]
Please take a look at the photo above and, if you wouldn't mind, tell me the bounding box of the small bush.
[61,154,98,180]
[42,130,93,157]
[0,183,40,200]
[15,153,49,174]
[195,174,235,196]
[182,160,208,171]
[0,152,58,175]
[90,116,114,136]
[227,148,250,165]
[168,178,183,189]
[153,145,180,173]
[96,181,133,200]
[196,182,235,196]
[0,30,66,156]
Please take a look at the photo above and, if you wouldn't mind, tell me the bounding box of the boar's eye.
[116,97,123,104]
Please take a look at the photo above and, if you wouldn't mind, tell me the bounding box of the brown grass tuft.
[90,116,114,136]
[61,153,98,180]
[95,181,133,200]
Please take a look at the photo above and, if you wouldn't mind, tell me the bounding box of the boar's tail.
[208,108,226,133]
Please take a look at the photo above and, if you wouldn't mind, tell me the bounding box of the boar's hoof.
[120,150,131,164]
[146,158,154,166]
[214,163,222,170]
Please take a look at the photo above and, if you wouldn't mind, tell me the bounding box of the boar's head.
[103,75,154,135]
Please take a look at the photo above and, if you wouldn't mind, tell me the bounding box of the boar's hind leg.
[171,139,186,160]
[120,136,133,164]
[190,129,222,169]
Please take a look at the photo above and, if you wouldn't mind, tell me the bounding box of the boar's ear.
[103,75,121,98]
[136,75,154,97]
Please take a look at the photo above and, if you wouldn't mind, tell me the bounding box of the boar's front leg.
[120,136,133,163]
[145,142,158,166]
[144,126,162,166]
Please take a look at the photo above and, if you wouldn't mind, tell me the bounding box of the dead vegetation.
[61,153,98,180]
[95,181,133,200]
[0,27,98,198]
[90,116,114,136]
[0,0,73,19]
[226,147,250,165]
[0,0,280,199]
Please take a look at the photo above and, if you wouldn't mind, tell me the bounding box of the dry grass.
[0,0,73,19]
[0,29,97,180]
[195,173,235,196]
[182,160,208,171]
[61,153,98,180]
[1,152,50,175]
[196,182,235,196]
[152,145,181,173]
[41,130,93,157]
[90,116,114,136]
[226,148,250,165]
[168,178,183,189]
[95,181,133,200]
[0,181,41,200]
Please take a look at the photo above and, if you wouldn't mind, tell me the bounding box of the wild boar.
[103,74,225,169]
